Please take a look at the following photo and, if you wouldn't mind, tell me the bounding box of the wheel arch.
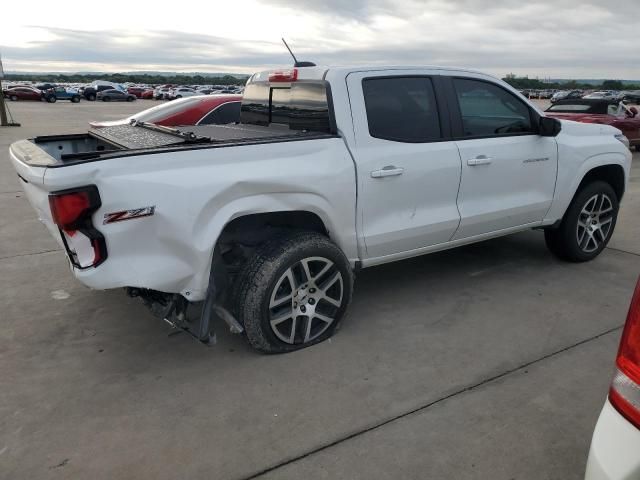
[205,209,336,304]
[545,153,629,224]
[185,192,358,301]
[577,164,626,202]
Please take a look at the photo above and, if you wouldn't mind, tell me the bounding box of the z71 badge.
[103,206,155,224]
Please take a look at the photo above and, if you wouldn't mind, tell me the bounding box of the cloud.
[2,0,639,78]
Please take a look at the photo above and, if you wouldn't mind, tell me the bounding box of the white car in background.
[166,87,198,100]
[584,91,617,100]
[585,276,640,479]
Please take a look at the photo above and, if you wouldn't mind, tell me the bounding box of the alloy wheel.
[576,193,614,253]
[268,256,344,345]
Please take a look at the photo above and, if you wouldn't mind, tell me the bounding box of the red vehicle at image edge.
[546,99,640,151]
[585,276,640,479]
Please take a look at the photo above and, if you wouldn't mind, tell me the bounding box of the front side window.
[362,77,441,142]
[453,78,534,137]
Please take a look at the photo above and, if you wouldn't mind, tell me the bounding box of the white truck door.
[346,71,462,259]
[446,76,558,239]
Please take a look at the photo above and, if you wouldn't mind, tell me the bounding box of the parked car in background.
[141,89,155,99]
[584,91,617,100]
[97,89,137,102]
[3,86,44,101]
[622,91,640,104]
[551,90,583,104]
[166,87,198,100]
[584,276,640,480]
[89,94,242,128]
[35,83,57,91]
[127,87,148,98]
[154,87,172,100]
[81,84,121,101]
[44,86,82,103]
[546,99,640,151]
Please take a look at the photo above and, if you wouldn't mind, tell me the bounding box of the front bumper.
[585,400,640,479]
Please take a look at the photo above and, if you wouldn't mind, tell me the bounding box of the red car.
[127,87,151,98]
[141,89,155,99]
[546,99,640,151]
[89,94,242,128]
[3,86,44,101]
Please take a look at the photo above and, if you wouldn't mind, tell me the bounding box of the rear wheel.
[126,96,134,102]
[103,97,111,102]
[235,231,353,353]
[635,145,640,152]
[71,96,80,103]
[47,95,57,103]
[545,181,619,262]
[9,95,18,101]
[87,94,96,101]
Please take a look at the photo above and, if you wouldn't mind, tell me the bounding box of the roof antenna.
[281,38,316,68]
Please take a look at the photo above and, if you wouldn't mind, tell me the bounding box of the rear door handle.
[371,166,405,178]
[467,156,493,166]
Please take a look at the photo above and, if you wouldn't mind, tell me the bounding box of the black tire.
[87,94,96,101]
[126,96,134,102]
[71,96,80,103]
[544,181,619,262]
[103,96,111,102]
[235,231,354,353]
[634,145,640,152]
[47,95,57,103]
[9,95,18,101]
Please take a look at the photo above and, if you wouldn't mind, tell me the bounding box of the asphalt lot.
[1,99,639,479]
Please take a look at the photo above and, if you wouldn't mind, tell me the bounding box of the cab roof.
[250,65,497,83]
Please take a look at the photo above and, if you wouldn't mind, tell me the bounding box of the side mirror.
[539,116,561,137]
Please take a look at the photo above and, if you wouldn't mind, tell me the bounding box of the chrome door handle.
[467,156,493,166]
[371,166,405,178]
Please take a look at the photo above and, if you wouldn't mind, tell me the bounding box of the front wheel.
[102,97,111,102]
[47,96,57,103]
[71,96,80,103]
[10,95,18,101]
[635,145,640,152]
[235,231,354,353]
[87,94,96,101]
[545,181,619,262]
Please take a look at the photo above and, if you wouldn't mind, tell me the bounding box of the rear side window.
[199,102,241,125]
[362,77,441,143]
[453,78,534,137]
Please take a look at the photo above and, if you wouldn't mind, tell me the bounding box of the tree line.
[3,73,248,85]
[502,76,639,91]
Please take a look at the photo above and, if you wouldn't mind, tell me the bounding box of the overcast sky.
[1,0,638,79]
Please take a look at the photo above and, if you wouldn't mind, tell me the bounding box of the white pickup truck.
[10,65,632,353]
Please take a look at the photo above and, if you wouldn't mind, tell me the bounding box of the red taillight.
[48,186,107,268]
[49,191,91,230]
[609,276,640,429]
[618,278,640,384]
[269,69,298,82]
